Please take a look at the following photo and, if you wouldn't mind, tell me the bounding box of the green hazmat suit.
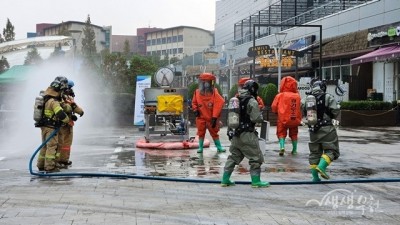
[301,85,340,180]
[222,88,269,187]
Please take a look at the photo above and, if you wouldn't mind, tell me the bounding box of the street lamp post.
[222,44,236,92]
[274,32,287,91]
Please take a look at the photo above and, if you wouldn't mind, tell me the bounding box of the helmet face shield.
[199,79,214,95]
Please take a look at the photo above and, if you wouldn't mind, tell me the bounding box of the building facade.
[145,26,214,60]
[137,28,162,56]
[110,35,137,54]
[214,0,400,102]
[41,21,112,54]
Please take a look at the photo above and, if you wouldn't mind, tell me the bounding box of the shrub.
[187,82,197,100]
[260,83,278,106]
[228,84,238,99]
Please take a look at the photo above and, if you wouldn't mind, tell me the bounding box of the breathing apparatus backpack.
[305,94,317,126]
[33,90,45,127]
[227,97,240,129]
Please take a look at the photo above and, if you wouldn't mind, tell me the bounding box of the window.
[322,58,352,81]
[151,39,156,45]
[172,36,177,43]
[332,66,340,80]
[322,67,331,80]
[178,48,183,53]
[332,59,340,66]
[167,37,172,43]
[178,35,183,42]
[162,38,166,44]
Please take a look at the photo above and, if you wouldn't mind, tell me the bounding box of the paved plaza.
[0,125,400,224]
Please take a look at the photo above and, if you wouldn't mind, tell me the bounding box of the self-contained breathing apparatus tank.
[33,90,45,126]
[305,94,317,126]
[227,96,240,129]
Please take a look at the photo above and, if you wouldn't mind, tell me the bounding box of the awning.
[350,44,400,64]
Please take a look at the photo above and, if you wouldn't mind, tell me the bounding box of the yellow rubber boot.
[316,154,331,179]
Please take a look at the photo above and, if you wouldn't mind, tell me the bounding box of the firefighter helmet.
[242,80,259,96]
[311,80,327,92]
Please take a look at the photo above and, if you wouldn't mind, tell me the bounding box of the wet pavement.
[1,125,400,224]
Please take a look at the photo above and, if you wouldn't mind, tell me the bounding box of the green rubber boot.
[250,175,270,188]
[291,140,298,155]
[221,172,235,187]
[214,139,226,152]
[316,154,331,180]
[310,165,321,182]
[197,138,204,153]
[278,138,285,156]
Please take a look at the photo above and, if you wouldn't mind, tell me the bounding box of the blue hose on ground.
[29,130,400,185]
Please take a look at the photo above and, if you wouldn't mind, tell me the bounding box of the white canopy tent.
[0,36,73,54]
[0,36,73,67]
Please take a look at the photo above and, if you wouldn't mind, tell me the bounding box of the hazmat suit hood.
[279,76,298,93]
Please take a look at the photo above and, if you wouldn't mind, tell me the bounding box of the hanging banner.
[133,75,151,126]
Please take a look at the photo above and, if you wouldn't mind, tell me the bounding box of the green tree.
[24,46,42,65]
[149,55,169,68]
[0,56,10,73]
[49,43,65,59]
[128,55,158,93]
[3,18,15,42]
[123,39,130,57]
[81,15,97,65]
[101,53,159,93]
[101,52,128,91]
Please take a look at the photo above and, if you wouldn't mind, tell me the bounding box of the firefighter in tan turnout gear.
[36,77,72,173]
[57,80,84,167]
